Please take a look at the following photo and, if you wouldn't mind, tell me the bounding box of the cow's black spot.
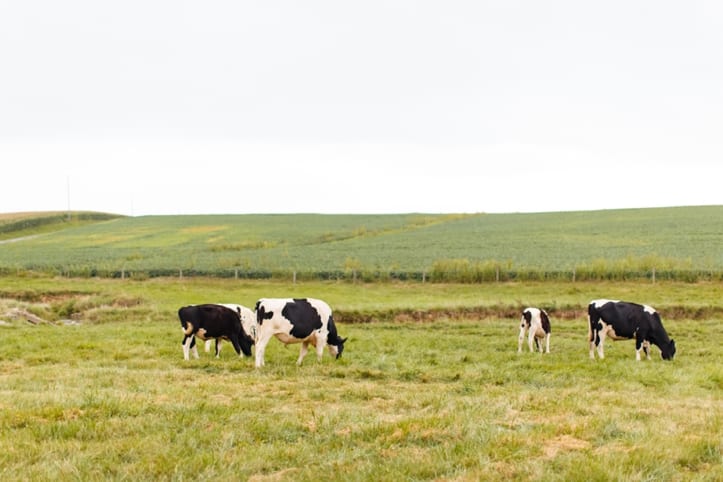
[282,298,322,339]
[256,305,274,325]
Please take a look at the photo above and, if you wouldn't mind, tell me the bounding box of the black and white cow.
[588,299,676,361]
[178,304,254,360]
[254,298,347,367]
[518,307,551,353]
[202,303,257,357]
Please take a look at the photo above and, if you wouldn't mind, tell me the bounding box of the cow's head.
[328,336,348,359]
[660,339,676,360]
[521,310,532,329]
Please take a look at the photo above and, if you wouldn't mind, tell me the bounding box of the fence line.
[1,266,721,283]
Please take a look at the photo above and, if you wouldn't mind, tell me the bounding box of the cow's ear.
[341,337,348,343]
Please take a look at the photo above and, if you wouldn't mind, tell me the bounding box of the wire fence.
[2,265,721,283]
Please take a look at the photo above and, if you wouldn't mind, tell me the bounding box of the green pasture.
[0,277,721,480]
[0,206,721,280]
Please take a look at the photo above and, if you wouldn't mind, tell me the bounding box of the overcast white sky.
[1,1,721,216]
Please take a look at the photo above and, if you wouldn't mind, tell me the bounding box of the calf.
[588,299,676,360]
[518,307,551,353]
[178,304,254,360]
[202,303,257,357]
[254,298,347,367]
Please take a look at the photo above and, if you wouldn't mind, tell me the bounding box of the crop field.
[0,206,721,280]
[0,277,721,481]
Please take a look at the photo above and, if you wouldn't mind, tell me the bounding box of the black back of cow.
[179,304,253,357]
[281,298,323,339]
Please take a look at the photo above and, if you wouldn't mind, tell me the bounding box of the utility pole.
[67,176,71,221]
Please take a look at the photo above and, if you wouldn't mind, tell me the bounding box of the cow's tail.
[182,321,194,336]
[587,303,598,343]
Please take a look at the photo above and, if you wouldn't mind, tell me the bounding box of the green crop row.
[0,207,720,281]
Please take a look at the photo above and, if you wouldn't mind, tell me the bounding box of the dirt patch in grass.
[543,435,591,458]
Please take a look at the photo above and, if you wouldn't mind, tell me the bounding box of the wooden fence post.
[652,267,656,283]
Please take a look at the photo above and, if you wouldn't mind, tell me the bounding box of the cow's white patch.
[592,299,619,308]
[643,305,656,315]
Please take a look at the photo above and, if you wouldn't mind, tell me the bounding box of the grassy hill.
[0,211,122,241]
[0,206,720,281]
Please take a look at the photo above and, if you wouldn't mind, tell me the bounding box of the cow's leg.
[642,340,651,360]
[255,333,272,368]
[544,333,550,353]
[297,341,310,365]
[635,333,647,361]
[204,339,213,353]
[596,330,606,359]
[315,338,326,362]
[191,336,200,359]
[214,339,223,358]
[528,330,536,352]
[518,326,526,352]
[182,335,197,360]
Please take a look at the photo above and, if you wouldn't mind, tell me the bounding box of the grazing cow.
[518,307,551,353]
[203,303,257,357]
[254,298,347,367]
[588,299,676,361]
[178,304,254,360]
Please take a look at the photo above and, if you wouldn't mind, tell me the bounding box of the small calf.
[178,304,254,360]
[518,307,551,353]
[203,303,257,357]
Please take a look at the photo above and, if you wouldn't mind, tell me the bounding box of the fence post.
[179,269,183,279]
[496,266,500,282]
[652,267,656,284]
[572,268,576,283]
[422,271,426,283]
[293,271,297,284]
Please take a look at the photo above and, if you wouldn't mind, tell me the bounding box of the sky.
[1,1,721,216]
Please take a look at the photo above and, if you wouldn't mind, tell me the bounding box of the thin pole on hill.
[66,176,71,221]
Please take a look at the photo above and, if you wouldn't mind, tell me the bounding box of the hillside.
[0,211,123,241]
[0,206,720,281]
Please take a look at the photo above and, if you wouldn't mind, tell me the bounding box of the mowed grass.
[0,278,721,480]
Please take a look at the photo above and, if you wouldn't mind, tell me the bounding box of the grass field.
[0,206,721,280]
[0,277,720,480]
